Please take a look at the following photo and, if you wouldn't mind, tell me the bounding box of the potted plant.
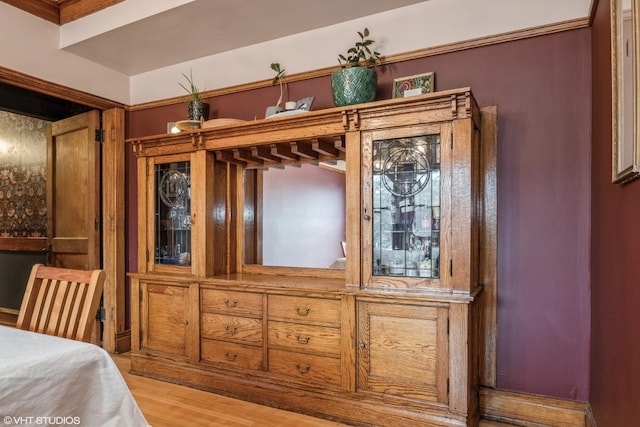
[179,70,210,121]
[265,62,287,117]
[331,28,381,107]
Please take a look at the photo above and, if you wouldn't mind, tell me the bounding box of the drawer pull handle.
[296,335,311,344]
[224,352,237,361]
[295,306,310,316]
[224,324,237,335]
[224,299,238,308]
[295,363,311,374]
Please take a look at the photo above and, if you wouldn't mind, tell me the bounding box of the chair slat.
[59,281,80,339]
[36,278,57,334]
[65,283,87,340]
[47,280,70,336]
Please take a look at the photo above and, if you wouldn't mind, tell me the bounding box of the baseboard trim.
[585,404,597,427]
[480,387,590,426]
[114,329,131,354]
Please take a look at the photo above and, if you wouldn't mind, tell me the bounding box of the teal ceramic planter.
[331,67,377,107]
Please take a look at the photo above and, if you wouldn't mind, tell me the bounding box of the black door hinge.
[95,129,105,143]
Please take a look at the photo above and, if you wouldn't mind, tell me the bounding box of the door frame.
[0,66,127,353]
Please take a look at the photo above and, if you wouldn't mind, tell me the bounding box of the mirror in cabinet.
[154,161,191,267]
[243,162,346,270]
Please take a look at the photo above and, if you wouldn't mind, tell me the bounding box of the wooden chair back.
[16,263,105,343]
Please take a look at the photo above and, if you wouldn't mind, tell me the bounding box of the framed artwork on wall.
[611,0,640,184]
[392,72,435,98]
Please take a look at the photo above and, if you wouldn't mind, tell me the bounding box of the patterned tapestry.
[0,111,48,237]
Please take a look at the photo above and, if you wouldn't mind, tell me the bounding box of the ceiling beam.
[0,0,123,25]
[59,0,123,25]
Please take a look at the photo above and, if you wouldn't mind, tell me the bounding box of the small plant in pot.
[331,27,381,107]
[265,62,287,118]
[179,70,210,121]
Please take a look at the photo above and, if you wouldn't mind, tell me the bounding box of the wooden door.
[140,282,198,360]
[47,110,101,270]
[357,300,449,403]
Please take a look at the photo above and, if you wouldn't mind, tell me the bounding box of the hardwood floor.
[113,353,515,427]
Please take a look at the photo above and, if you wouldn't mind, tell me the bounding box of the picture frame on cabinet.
[611,0,640,184]
[392,72,435,98]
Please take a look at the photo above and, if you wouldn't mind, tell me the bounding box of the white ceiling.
[60,0,426,76]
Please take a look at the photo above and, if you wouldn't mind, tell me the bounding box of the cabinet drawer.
[268,295,340,325]
[268,321,340,356]
[201,313,263,345]
[201,339,262,370]
[268,349,341,387]
[201,289,263,317]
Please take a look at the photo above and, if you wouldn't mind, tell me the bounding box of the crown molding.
[0,66,123,110]
[129,17,591,112]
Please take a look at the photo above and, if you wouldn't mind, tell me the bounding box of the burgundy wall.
[127,29,592,400]
[590,1,640,424]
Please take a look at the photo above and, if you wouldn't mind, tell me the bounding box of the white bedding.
[0,326,148,427]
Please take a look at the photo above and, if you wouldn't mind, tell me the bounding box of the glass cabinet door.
[363,125,448,288]
[154,160,191,267]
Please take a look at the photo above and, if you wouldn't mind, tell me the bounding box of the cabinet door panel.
[143,283,189,357]
[358,301,448,403]
[362,124,451,290]
[151,157,192,270]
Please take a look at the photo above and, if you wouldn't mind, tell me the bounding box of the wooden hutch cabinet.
[129,88,495,427]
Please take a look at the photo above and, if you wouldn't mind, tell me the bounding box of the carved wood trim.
[479,106,498,388]
[0,237,47,252]
[0,66,123,110]
[101,107,126,354]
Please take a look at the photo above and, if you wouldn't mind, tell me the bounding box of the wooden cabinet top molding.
[129,272,345,295]
[128,88,478,169]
